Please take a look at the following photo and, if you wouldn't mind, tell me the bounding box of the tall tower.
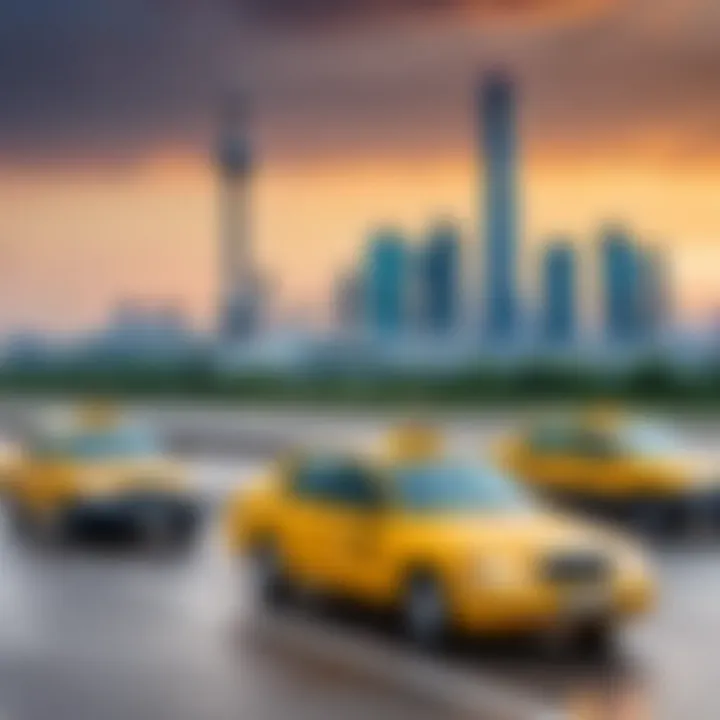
[480,72,519,344]
[217,95,258,343]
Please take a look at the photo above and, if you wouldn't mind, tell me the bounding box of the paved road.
[0,459,717,719]
[0,405,719,718]
[0,462,526,720]
[3,398,720,458]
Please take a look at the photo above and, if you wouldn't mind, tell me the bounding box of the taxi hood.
[76,458,186,495]
[411,510,614,557]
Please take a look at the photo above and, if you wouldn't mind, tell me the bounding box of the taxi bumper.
[64,492,204,535]
[453,578,653,635]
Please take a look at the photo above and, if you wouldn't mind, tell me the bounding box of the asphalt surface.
[0,403,719,719]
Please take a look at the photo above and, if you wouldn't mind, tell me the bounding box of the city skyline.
[0,148,709,338]
[339,73,668,348]
[0,0,719,334]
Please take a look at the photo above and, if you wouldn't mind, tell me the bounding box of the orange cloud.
[238,0,618,30]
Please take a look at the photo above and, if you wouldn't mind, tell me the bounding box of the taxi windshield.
[621,421,680,457]
[52,427,160,460]
[393,463,531,514]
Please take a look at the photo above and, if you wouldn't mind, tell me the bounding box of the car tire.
[165,510,202,553]
[401,572,448,651]
[248,540,291,607]
[574,621,616,661]
[629,501,673,538]
[681,499,714,538]
[15,506,69,547]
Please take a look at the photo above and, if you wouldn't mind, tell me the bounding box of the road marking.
[252,611,563,720]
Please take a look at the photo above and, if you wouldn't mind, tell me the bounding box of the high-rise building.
[334,269,364,336]
[217,96,259,343]
[364,228,408,339]
[638,245,670,342]
[480,71,519,343]
[419,220,461,335]
[601,225,643,344]
[541,239,576,345]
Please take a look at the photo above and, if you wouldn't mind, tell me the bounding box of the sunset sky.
[1,0,719,334]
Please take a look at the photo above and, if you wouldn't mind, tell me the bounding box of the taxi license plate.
[139,507,171,534]
[562,585,611,616]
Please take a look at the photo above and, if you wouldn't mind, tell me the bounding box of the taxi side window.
[528,425,573,454]
[573,430,619,459]
[28,435,64,461]
[291,460,381,509]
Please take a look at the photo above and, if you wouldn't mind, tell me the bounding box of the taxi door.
[277,459,339,588]
[510,426,587,495]
[321,465,391,602]
[280,460,388,600]
[568,430,634,500]
[519,427,626,502]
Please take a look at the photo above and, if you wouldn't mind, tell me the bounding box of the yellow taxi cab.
[5,404,203,547]
[497,409,720,533]
[226,426,654,652]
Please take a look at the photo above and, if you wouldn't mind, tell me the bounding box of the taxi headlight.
[618,550,649,578]
[473,556,524,589]
[605,543,649,584]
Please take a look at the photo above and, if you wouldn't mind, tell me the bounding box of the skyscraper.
[480,72,519,343]
[334,269,364,336]
[364,227,408,339]
[217,96,259,343]
[601,225,643,344]
[419,220,461,335]
[638,245,670,343]
[541,239,576,345]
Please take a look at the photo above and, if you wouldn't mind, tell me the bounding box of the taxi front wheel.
[629,500,693,537]
[401,572,448,650]
[248,541,292,607]
[572,621,616,660]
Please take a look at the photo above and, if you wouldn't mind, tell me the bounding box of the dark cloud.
[0,0,236,161]
[0,0,719,165]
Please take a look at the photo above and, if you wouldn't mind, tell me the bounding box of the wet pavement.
[0,510,506,719]
[0,460,716,719]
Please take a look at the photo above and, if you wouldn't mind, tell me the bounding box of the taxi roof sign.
[381,422,444,463]
[75,400,120,430]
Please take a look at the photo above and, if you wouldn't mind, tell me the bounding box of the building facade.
[638,245,669,343]
[420,220,461,335]
[601,226,643,344]
[334,269,364,336]
[364,228,408,339]
[541,239,576,345]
